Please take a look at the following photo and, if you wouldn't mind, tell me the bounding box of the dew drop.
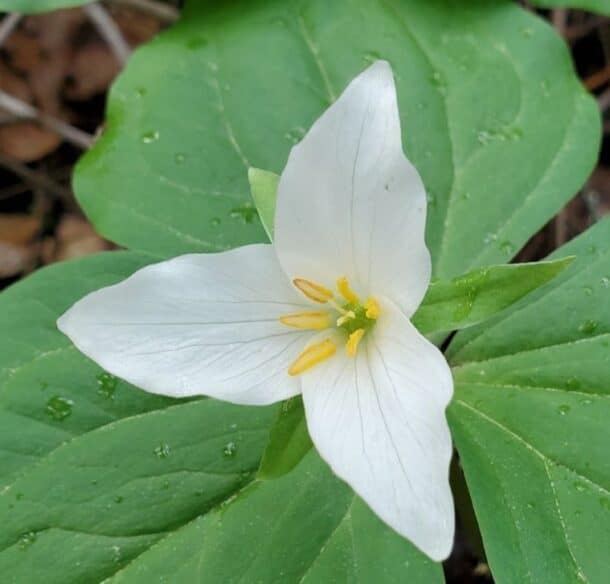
[601,276,609,288]
[96,372,117,399]
[574,482,586,492]
[223,441,237,457]
[112,544,122,563]
[230,203,259,224]
[566,377,580,390]
[558,404,571,416]
[583,286,593,296]
[521,27,534,38]
[578,320,598,335]
[18,532,37,549]
[174,152,187,165]
[363,50,381,65]
[484,232,498,245]
[210,217,221,227]
[135,87,147,98]
[141,130,159,144]
[114,495,124,504]
[45,396,73,421]
[154,443,171,459]
[499,240,515,254]
[284,127,306,145]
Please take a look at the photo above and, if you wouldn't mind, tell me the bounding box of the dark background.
[0,2,608,581]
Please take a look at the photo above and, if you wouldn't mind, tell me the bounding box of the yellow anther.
[337,276,359,304]
[365,298,381,319]
[336,311,356,327]
[288,338,337,376]
[346,328,365,357]
[279,311,331,330]
[293,278,334,304]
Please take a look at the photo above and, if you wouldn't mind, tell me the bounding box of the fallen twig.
[0,13,21,47]
[84,3,132,65]
[0,90,94,150]
[0,152,73,201]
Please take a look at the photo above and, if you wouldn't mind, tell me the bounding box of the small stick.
[0,152,72,201]
[599,86,610,112]
[84,3,131,65]
[0,89,94,149]
[0,13,21,46]
[551,9,568,36]
[109,0,179,23]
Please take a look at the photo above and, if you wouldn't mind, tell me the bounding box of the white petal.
[275,60,431,316]
[58,244,313,405]
[301,298,454,560]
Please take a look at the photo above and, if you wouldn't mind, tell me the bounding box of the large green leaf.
[0,253,277,581]
[447,217,610,583]
[75,0,599,277]
[0,0,91,12]
[107,452,443,583]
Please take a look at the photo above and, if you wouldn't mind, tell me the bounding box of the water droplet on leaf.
[174,153,187,165]
[141,130,159,144]
[558,404,571,416]
[230,204,259,224]
[154,443,171,459]
[96,372,117,399]
[223,441,237,457]
[363,51,381,65]
[578,320,598,335]
[45,396,73,421]
[18,532,36,549]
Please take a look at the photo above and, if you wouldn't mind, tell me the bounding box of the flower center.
[280,276,380,376]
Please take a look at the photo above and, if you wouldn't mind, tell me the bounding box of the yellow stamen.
[293,278,334,304]
[288,338,337,376]
[336,310,356,327]
[337,276,359,304]
[346,328,365,357]
[365,298,381,319]
[279,311,330,330]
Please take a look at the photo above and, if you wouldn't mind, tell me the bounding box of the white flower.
[58,61,455,561]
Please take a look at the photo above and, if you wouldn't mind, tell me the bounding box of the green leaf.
[248,167,278,240]
[257,396,312,480]
[412,257,574,334]
[529,0,610,16]
[447,218,610,583]
[75,0,599,274]
[0,0,91,12]
[107,452,443,583]
[0,252,277,582]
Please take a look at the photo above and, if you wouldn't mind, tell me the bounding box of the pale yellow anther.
[279,311,331,330]
[346,328,365,357]
[337,276,359,304]
[288,338,337,376]
[293,278,334,304]
[365,298,381,319]
[336,311,356,327]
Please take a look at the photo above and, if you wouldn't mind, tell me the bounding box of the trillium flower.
[58,61,455,560]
